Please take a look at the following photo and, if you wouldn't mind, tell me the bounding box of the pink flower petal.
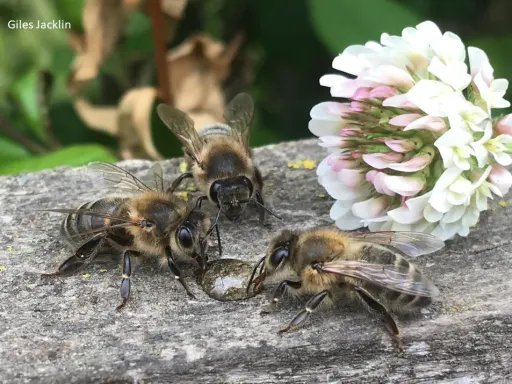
[318,136,347,148]
[495,114,512,135]
[382,94,418,109]
[389,113,422,127]
[388,154,432,172]
[340,169,365,188]
[327,102,352,117]
[384,175,425,196]
[489,163,512,195]
[363,152,403,169]
[369,85,398,99]
[352,196,390,219]
[326,154,360,172]
[468,46,494,86]
[353,87,371,100]
[404,115,447,133]
[350,101,367,112]
[362,65,414,89]
[372,172,396,196]
[366,170,378,183]
[384,138,416,152]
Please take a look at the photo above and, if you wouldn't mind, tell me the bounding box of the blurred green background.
[1,0,511,175]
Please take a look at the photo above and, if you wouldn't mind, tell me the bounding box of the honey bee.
[156,93,280,255]
[247,227,444,351]
[42,162,211,311]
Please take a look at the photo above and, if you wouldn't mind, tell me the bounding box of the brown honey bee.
[247,227,444,351]
[42,162,211,310]
[156,93,280,255]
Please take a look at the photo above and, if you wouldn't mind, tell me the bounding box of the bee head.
[209,176,253,221]
[174,209,211,268]
[265,229,298,274]
[131,195,184,241]
[247,230,297,293]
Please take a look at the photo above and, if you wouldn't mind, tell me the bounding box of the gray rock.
[1,139,511,383]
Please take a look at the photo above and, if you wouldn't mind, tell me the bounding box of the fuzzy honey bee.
[156,93,280,255]
[42,162,211,311]
[247,227,444,351]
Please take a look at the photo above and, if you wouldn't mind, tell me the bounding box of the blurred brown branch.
[0,118,47,154]
[147,0,172,105]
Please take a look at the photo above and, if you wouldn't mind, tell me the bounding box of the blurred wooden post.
[147,0,172,106]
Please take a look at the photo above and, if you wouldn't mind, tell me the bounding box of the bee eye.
[209,181,223,203]
[270,247,288,267]
[177,226,194,248]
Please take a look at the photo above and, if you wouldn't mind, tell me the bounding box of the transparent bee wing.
[223,92,254,151]
[39,208,134,223]
[320,260,440,297]
[88,162,155,193]
[156,104,204,165]
[139,163,166,193]
[347,231,445,257]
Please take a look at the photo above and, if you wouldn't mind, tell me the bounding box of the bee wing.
[39,208,135,239]
[39,208,134,223]
[321,260,440,297]
[156,103,204,165]
[139,163,166,193]
[347,231,445,257]
[223,92,254,150]
[88,162,155,193]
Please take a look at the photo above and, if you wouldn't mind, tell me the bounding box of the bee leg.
[42,233,105,277]
[203,207,222,257]
[278,289,331,335]
[214,224,222,256]
[116,250,139,312]
[353,285,403,352]
[165,246,197,300]
[261,280,302,315]
[254,191,267,226]
[167,172,193,193]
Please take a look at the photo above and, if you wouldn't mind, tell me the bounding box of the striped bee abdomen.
[359,245,433,311]
[60,197,127,248]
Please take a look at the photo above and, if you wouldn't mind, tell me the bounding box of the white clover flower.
[310,20,512,240]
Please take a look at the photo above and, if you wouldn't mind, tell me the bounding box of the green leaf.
[0,135,31,160]
[0,144,117,175]
[309,0,420,54]
[9,70,45,143]
[54,0,85,31]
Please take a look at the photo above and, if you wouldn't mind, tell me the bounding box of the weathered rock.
[1,139,511,383]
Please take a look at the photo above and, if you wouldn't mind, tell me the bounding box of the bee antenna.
[247,256,266,293]
[249,199,282,221]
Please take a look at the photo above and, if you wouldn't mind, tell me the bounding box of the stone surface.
[1,138,512,383]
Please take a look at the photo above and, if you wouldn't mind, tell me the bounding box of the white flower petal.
[431,31,466,63]
[335,212,364,230]
[428,57,471,91]
[352,196,390,219]
[468,46,494,84]
[423,203,443,223]
[440,204,466,223]
[387,205,423,224]
[406,80,456,116]
[308,119,342,137]
[329,199,353,221]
